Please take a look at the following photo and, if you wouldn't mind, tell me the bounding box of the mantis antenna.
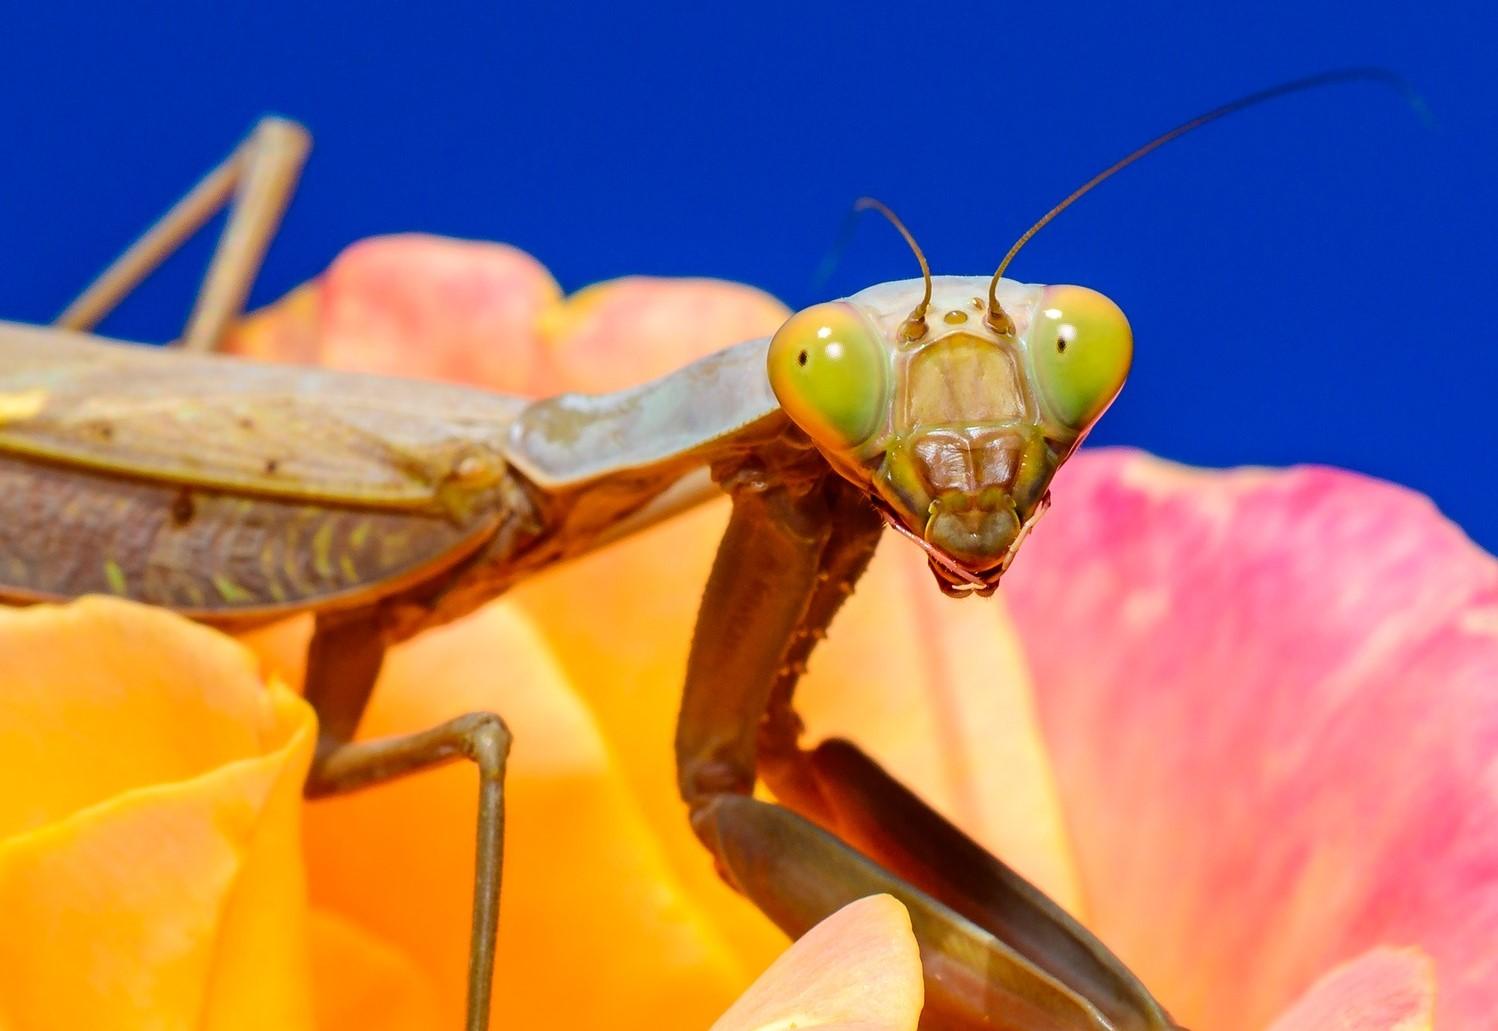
[855,197,932,341]
[985,67,1428,335]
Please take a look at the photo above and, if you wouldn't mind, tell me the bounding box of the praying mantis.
[0,70,1410,1031]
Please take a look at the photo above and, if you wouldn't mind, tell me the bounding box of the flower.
[0,602,925,1031]
[1000,451,1497,1029]
[0,599,318,1029]
[37,232,1483,1030]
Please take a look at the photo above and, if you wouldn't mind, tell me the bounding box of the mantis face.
[768,275,1131,595]
[760,71,1407,595]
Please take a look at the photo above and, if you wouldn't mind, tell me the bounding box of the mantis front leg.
[675,464,1180,1031]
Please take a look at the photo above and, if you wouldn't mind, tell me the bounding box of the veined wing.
[0,321,527,511]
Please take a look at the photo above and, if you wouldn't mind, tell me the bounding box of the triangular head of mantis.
[767,274,1131,596]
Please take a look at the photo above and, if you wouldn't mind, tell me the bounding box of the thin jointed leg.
[305,712,510,1031]
[304,609,510,1031]
[56,117,309,351]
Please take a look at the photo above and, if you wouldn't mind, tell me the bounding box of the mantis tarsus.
[0,69,1410,1031]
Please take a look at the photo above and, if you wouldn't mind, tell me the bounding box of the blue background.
[3,1,1494,550]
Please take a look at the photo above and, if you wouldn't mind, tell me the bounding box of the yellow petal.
[710,894,923,1031]
[0,598,316,1030]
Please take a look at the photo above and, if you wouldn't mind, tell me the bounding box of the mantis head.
[768,276,1130,595]
[762,70,1412,593]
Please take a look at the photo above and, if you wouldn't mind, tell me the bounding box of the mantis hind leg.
[55,116,309,351]
[303,609,510,1031]
[675,467,1179,1031]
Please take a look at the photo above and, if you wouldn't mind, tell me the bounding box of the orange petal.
[223,281,324,365]
[709,894,923,1031]
[1265,947,1435,1031]
[0,598,316,1030]
[236,612,313,694]
[297,602,753,1029]
[538,275,788,393]
[310,909,442,1031]
[1001,449,1498,1028]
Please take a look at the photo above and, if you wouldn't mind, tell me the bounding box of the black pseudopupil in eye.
[1056,337,1067,353]
[797,350,808,366]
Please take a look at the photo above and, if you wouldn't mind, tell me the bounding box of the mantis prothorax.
[0,69,1411,1031]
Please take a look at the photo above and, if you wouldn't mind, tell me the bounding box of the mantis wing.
[0,324,783,621]
[0,322,528,620]
[0,321,526,509]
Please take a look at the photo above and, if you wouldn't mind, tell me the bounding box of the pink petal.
[225,237,787,399]
[1000,449,1498,1029]
[709,894,923,1031]
[316,235,561,390]
[227,234,561,391]
[538,276,788,394]
[1265,946,1434,1031]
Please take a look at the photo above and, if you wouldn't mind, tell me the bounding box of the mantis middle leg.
[675,460,1180,1031]
[301,608,510,1031]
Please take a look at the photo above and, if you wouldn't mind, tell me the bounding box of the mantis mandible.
[0,69,1408,1031]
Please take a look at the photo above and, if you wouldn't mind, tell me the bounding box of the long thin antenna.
[985,67,1427,333]
[854,197,933,341]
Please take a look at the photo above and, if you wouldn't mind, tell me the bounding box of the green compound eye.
[1030,285,1133,431]
[768,302,889,450]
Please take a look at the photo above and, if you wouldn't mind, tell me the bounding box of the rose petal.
[709,894,924,1031]
[1001,449,1498,1028]
[537,275,788,393]
[295,602,753,1029]
[223,237,787,400]
[225,234,562,391]
[222,282,323,365]
[1265,946,1435,1031]
[310,909,442,1030]
[0,598,316,1029]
